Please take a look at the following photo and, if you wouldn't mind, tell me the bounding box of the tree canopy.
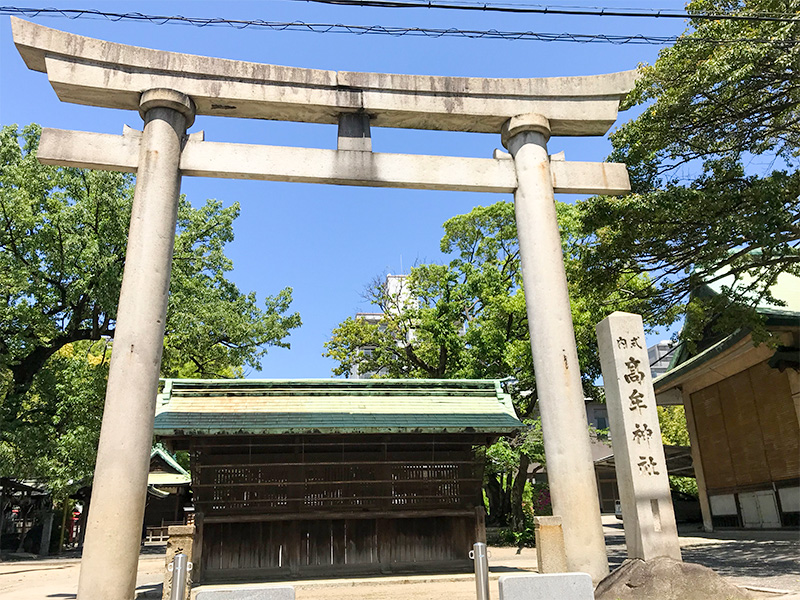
[324,200,661,526]
[325,200,664,402]
[0,341,108,500]
[0,123,302,492]
[577,0,799,344]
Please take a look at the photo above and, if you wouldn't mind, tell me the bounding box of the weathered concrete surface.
[498,573,594,600]
[75,91,194,600]
[597,312,681,562]
[534,516,568,574]
[195,586,295,600]
[12,18,636,135]
[595,557,752,600]
[504,113,608,582]
[37,127,631,195]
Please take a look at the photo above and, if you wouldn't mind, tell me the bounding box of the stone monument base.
[595,557,751,600]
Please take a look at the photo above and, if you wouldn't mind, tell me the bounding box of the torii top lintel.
[12,17,636,136]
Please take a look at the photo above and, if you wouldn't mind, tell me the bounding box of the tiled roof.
[147,445,191,486]
[704,267,800,319]
[154,378,522,436]
[656,268,800,388]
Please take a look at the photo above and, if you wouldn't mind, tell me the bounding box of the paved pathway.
[0,552,165,600]
[1,518,797,600]
[603,518,800,597]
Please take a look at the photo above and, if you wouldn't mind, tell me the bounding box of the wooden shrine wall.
[189,434,487,581]
[690,361,800,494]
[201,515,475,581]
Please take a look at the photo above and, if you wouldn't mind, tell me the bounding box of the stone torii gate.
[12,17,636,599]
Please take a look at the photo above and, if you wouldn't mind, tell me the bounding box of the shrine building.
[153,378,522,583]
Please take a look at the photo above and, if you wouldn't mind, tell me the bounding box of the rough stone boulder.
[594,557,751,600]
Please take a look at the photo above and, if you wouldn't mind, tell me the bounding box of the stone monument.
[596,312,682,562]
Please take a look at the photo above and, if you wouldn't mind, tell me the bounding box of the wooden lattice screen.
[191,434,483,517]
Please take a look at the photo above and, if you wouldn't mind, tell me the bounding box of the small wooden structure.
[0,478,52,554]
[154,379,521,582]
[144,446,192,542]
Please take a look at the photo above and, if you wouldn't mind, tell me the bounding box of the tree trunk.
[511,453,531,531]
[501,473,513,522]
[16,503,32,553]
[58,502,69,554]
[485,475,503,526]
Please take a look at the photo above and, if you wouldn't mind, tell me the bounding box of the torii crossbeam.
[11,16,636,599]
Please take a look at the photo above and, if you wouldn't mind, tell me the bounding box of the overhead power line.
[1,7,798,46]
[290,0,800,23]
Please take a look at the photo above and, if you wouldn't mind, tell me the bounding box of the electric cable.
[288,0,800,23]
[2,6,797,46]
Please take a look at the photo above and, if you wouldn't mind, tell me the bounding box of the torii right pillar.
[502,113,609,581]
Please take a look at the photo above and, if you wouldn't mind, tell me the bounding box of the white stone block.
[498,573,594,600]
[195,586,295,600]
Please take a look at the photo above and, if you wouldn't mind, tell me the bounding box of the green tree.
[0,341,109,501]
[578,0,799,345]
[0,123,302,483]
[325,201,663,396]
[658,406,691,447]
[324,200,660,526]
[657,405,699,496]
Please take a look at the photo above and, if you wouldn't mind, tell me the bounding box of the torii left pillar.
[77,89,195,600]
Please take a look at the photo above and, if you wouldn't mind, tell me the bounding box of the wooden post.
[290,520,301,577]
[58,502,69,553]
[192,513,204,584]
[474,506,487,544]
[0,484,6,550]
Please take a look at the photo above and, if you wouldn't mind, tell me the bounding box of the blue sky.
[0,1,688,377]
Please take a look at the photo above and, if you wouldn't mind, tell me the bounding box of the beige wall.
[690,360,800,494]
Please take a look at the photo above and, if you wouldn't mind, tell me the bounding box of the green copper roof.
[656,269,800,389]
[704,267,800,319]
[153,378,521,437]
[654,328,750,391]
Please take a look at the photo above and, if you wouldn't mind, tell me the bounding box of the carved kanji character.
[637,456,660,475]
[628,389,647,412]
[624,356,647,384]
[632,423,653,444]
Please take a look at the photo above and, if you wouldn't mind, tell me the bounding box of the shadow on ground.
[489,565,535,573]
[682,540,800,580]
[605,529,800,586]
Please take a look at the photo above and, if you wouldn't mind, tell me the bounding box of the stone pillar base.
[163,525,195,600]
[534,515,568,574]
